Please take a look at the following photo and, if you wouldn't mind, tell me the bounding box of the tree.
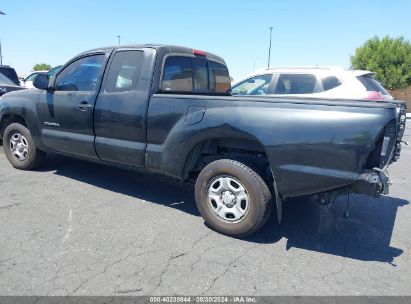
[33,63,51,71]
[351,36,411,90]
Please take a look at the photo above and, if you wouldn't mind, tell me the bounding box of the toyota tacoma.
[0,44,406,236]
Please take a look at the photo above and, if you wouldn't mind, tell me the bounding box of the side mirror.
[33,74,50,90]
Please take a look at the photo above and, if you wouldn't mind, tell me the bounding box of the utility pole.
[0,10,5,66]
[116,35,121,46]
[267,26,273,69]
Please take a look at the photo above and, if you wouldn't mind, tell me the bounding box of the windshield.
[48,65,62,76]
[25,73,40,81]
[0,73,15,86]
[232,74,273,95]
[0,68,20,85]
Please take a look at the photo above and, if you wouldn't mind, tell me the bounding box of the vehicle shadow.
[38,153,200,216]
[248,195,407,263]
[36,153,407,263]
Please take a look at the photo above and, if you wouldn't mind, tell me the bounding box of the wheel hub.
[222,191,236,207]
[9,133,29,161]
[207,176,249,222]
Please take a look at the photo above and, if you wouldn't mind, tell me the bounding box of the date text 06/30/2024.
[149,296,257,303]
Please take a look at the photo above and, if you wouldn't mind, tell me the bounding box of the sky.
[0,0,410,79]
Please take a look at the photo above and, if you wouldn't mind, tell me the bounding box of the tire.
[195,159,273,237]
[3,123,46,170]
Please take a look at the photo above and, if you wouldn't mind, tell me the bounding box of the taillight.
[361,91,387,101]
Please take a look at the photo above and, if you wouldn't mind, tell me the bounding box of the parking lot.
[0,124,410,296]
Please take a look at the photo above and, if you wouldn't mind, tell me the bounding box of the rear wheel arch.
[183,137,285,224]
[182,137,271,180]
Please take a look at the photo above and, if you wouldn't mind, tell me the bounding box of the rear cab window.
[160,55,230,95]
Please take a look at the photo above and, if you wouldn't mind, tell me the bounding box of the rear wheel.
[195,159,272,237]
[3,123,46,170]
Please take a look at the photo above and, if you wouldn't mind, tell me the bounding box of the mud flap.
[271,169,283,223]
[275,196,283,223]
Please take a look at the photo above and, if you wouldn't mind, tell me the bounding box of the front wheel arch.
[0,114,28,138]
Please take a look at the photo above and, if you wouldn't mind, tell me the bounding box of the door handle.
[77,102,93,111]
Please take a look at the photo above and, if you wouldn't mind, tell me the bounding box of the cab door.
[93,49,154,167]
[37,53,107,158]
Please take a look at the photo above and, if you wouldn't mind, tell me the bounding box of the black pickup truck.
[0,44,406,236]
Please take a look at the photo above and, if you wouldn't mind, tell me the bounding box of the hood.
[0,84,26,96]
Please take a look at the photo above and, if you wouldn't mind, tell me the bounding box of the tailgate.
[392,100,407,162]
[355,101,406,196]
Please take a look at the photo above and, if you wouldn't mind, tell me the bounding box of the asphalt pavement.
[0,124,410,296]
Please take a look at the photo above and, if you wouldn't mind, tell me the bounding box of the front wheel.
[3,123,46,170]
[195,159,273,237]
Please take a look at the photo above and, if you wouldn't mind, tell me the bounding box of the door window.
[55,55,105,92]
[232,74,273,96]
[105,51,144,92]
[275,74,317,94]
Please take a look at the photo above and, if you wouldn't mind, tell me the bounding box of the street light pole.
[0,10,5,66]
[267,26,273,69]
[0,39,3,66]
[116,35,121,46]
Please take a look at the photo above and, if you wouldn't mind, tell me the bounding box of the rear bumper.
[392,101,407,162]
[352,102,406,198]
[351,168,390,197]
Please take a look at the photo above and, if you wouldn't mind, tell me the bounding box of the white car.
[231,67,393,101]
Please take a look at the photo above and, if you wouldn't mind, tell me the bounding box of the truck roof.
[78,44,227,66]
